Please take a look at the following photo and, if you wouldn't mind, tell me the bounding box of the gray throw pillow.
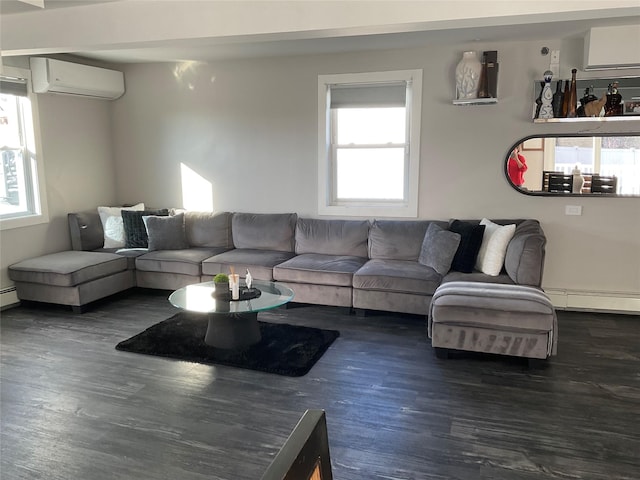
[418,223,462,275]
[143,213,188,251]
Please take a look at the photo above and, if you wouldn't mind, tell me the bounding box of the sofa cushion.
[274,253,368,287]
[504,220,546,286]
[442,270,514,285]
[475,218,516,276]
[184,211,233,248]
[295,218,369,257]
[68,210,106,251]
[97,203,145,248]
[143,213,189,251]
[136,248,224,276]
[202,248,296,281]
[418,223,461,275]
[449,220,485,273]
[429,281,555,332]
[353,259,441,295]
[122,209,169,248]
[232,213,297,252]
[9,251,127,287]
[369,220,443,261]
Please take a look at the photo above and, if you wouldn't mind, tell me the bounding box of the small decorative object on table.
[212,273,230,299]
[245,269,252,289]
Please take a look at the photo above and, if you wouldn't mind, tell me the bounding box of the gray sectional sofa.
[9,210,557,363]
[10,210,544,313]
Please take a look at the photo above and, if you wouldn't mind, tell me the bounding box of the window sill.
[318,204,417,218]
[0,213,49,231]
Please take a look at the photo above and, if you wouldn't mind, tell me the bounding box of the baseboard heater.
[0,286,19,310]
[546,289,640,315]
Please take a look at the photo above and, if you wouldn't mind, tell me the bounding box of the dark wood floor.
[1,289,639,480]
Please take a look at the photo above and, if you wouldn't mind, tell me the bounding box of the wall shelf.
[453,98,498,106]
[533,115,639,123]
[532,75,640,122]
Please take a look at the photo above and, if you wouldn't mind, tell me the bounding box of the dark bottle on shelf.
[552,80,564,118]
[605,81,623,116]
[477,52,490,98]
[566,68,578,118]
[561,79,570,117]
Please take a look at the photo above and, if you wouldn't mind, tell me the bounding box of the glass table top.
[168,280,294,314]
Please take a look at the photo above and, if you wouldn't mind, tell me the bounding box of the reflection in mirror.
[506,135,640,196]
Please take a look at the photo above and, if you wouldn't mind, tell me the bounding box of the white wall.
[112,38,640,311]
[0,70,118,300]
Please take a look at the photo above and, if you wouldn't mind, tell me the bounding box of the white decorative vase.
[572,167,585,193]
[455,51,482,100]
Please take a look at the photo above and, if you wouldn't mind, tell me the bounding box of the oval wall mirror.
[505,134,640,196]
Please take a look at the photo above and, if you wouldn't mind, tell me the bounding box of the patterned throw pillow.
[122,209,169,248]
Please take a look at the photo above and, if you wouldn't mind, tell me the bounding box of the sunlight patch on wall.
[181,163,213,211]
[172,61,215,91]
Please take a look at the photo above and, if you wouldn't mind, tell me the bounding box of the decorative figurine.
[538,71,555,119]
[245,269,252,290]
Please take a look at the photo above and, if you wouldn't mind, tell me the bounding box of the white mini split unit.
[583,25,640,70]
[30,57,125,100]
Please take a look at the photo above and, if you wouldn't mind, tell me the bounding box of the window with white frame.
[318,70,422,217]
[0,66,48,230]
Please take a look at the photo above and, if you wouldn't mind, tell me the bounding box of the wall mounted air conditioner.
[583,25,640,70]
[30,57,125,100]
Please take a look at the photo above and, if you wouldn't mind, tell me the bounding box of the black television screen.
[260,409,333,480]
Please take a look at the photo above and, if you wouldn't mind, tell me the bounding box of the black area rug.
[116,312,340,377]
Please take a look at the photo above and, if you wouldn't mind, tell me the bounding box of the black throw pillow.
[122,209,169,248]
[449,220,486,273]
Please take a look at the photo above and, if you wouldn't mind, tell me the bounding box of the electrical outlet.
[550,50,560,64]
[565,205,582,216]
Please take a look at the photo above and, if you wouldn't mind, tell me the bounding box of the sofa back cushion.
[504,219,546,286]
[295,218,369,257]
[369,220,445,260]
[68,210,105,251]
[185,211,233,248]
[232,213,297,252]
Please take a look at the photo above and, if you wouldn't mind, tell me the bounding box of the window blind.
[0,77,28,97]
[329,82,407,108]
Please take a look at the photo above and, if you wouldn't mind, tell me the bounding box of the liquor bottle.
[605,81,623,116]
[552,80,564,118]
[566,68,578,118]
[561,80,570,117]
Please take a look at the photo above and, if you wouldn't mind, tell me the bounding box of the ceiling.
[2,0,639,64]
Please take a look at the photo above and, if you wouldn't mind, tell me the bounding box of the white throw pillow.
[98,203,145,248]
[475,218,516,276]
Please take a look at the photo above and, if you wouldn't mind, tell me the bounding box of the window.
[0,66,48,230]
[318,70,422,217]
[553,136,640,195]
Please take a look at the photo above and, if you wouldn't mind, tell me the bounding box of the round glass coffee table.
[168,280,294,349]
